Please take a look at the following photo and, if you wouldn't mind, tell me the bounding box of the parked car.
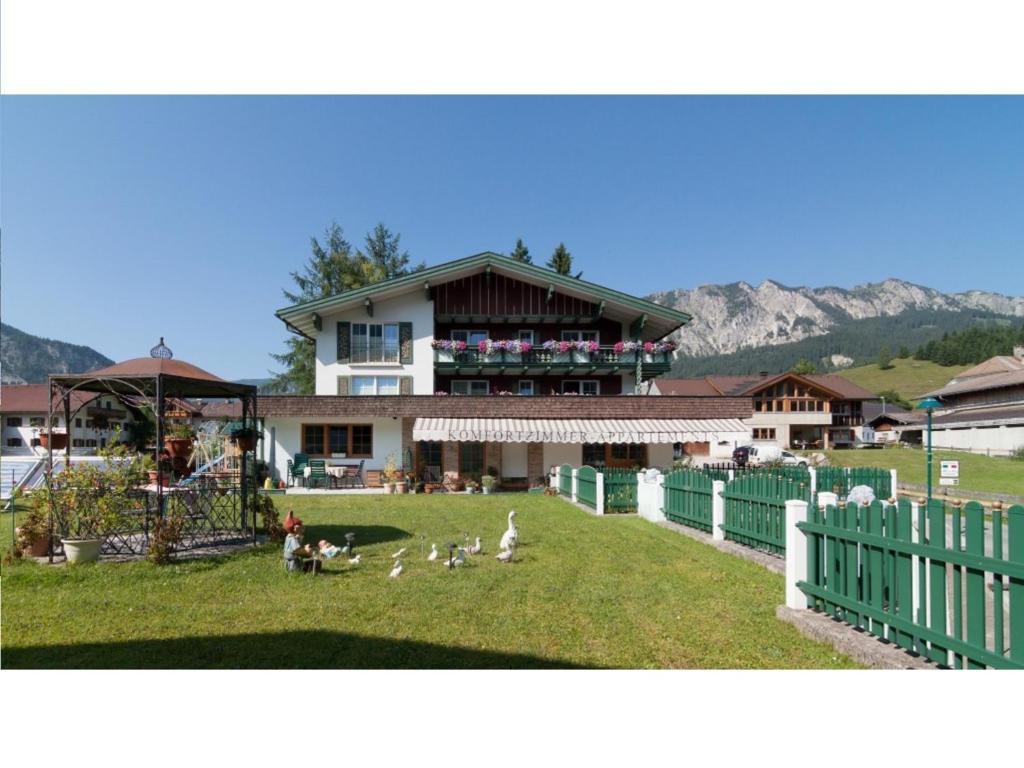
[732,445,752,466]
[747,445,808,468]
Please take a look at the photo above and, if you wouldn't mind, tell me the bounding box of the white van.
[747,445,807,467]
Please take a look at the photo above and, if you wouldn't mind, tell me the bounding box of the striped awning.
[412,417,749,444]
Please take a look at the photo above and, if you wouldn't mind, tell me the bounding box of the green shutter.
[336,321,351,363]
[399,322,413,364]
[399,376,413,395]
[337,376,350,395]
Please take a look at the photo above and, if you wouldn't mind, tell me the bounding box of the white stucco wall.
[930,424,1024,456]
[314,292,435,395]
[648,443,674,468]
[543,442,582,474]
[263,416,404,481]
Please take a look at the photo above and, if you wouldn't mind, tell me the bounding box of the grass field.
[0,495,857,669]
[837,357,968,399]
[819,447,1024,498]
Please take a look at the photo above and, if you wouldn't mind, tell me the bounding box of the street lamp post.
[916,397,942,509]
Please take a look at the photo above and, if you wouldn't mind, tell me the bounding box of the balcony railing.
[831,413,862,427]
[351,342,400,364]
[434,346,673,366]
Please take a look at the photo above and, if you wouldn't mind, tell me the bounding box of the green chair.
[307,459,329,489]
[289,453,310,487]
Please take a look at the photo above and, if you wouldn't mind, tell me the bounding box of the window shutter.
[337,376,350,396]
[399,376,413,395]
[336,321,351,363]
[399,322,413,364]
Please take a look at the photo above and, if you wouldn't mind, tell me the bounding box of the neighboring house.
[902,345,1024,456]
[0,383,137,454]
[861,401,922,444]
[262,251,752,484]
[651,373,877,450]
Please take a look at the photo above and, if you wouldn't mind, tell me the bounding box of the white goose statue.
[468,536,482,555]
[389,560,403,578]
[499,510,518,552]
[427,543,438,561]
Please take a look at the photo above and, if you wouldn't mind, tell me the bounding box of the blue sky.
[2,96,1022,379]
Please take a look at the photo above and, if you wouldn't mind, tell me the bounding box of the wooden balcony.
[433,346,673,381]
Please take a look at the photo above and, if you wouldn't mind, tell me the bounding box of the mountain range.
[1,323,114,385]
[648,278,1024,376]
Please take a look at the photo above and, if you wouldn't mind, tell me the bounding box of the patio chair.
[307,459,329,489]
[289,454,309,487]
[340,459,365,488]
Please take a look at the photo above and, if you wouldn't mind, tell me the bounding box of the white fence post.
[595,472,605,516]
[890,468,898,497]
[712,480,726,541]
[785,499,810,610]
[636,470,665,523]
[571,469,578,503]
[549,467,558,490]
[808,466,817,496]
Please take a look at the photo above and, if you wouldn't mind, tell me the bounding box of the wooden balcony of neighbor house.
[433,345,673,381]
[830,412,862,427]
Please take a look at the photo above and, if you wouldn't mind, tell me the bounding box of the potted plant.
[164,422,195,460]
[230,426,258,452]
[481,475,496,495]
[38,428,68,451]
[464,480,479,494]
[382,454,399,494]
[15,491,50,557]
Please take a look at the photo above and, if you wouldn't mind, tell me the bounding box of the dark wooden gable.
[432,272,598,318]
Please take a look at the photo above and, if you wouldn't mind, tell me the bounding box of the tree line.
[913,322,1024,366]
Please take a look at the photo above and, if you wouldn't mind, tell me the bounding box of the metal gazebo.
[46,340,258,562]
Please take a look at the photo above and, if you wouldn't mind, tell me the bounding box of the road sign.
[940,460,959,478]
[939,477,959,486]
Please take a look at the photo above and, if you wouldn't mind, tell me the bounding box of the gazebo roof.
[51,357,257,399]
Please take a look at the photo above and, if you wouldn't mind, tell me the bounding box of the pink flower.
[478,340,489,353]
[455,340,467,351]
[519,341,532,353]
[559,341,571,353]
[587,340,599,353]
[613,341,625,354]
[643,341,655,353]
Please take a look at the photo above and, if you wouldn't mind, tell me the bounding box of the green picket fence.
[798,498,1024,669]
[722,472,811,556]
[816,466,892,499]
[603,469,638,514]
[664,468,715,532]
[559,464,573,497]
[577,465,597,509]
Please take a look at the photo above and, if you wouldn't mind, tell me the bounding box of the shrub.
[1011,445,1024,461]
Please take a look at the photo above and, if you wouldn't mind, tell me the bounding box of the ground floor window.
[583,442,647,469]
[301,423,373,457]
[562,380,599,395]
[6,437,22,447]
[452,380,489,395]
[459,441,484,480]
[752,428,776,440]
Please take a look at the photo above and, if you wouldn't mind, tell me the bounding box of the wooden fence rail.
[798,498,1024,670]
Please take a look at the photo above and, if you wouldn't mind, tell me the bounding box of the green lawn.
[818,447,1024,498]
[0,495,857,669]
[837,357,968,399]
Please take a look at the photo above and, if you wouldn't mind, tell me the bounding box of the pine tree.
[269,222,421,393]
[547,243,573,275]
[510,238,532,264]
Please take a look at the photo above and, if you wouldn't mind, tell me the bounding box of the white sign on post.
[940,460,959,478]
[939,477,959,486]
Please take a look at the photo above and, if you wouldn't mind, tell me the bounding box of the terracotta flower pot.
[39,432,68,451]
[164,437,193,459]
[16,528,49,557]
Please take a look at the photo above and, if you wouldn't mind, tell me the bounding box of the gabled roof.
[923,367,1024,400]
[657,373,877,400]
[954,355,1024,380]
[0,384,97,414]
[276,251,692,340]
